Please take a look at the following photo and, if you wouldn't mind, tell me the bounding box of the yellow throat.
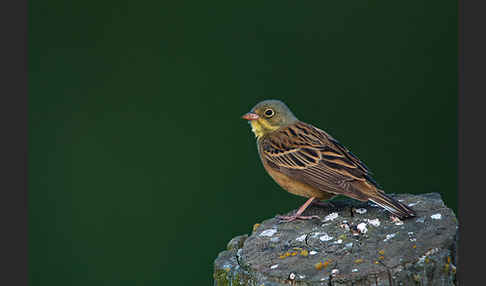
[249,119,280,139]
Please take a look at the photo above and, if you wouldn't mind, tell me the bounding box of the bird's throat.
[250,119,279,139]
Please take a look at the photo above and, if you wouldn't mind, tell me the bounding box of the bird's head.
[242,99,298,138]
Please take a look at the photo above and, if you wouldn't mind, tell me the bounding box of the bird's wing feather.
[260,121,379,200]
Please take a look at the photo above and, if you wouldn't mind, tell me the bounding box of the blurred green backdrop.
[29,1,457,285]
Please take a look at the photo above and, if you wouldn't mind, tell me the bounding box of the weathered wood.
[214,193,458,286]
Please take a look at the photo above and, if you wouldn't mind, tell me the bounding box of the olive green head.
[242,99,299,138]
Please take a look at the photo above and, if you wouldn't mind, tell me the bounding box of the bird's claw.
[276,215,320,222]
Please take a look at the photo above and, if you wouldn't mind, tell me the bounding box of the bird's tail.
[368,191,416,219]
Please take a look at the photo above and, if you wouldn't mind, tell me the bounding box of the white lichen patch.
[425,247,439,256]
[298,274,306,279]
[418,248,440,264]
[323,212,339,222]
[408,232,417,242]
[270,264,279,269]
[431,213,442,220]
[311,232,322,238]
[352,268,359,272]
[339,221,350,231]
[320,234,333,242]
[309,250,318,255]
[391,216,404,225]
[418,255,426,264]
[357,222,368,234]
[345,242,353,249]
[259,228,277,237]
[355,208,367,214]
[384,233,397,242]
[408,201,421,207]
[416,217,425,223]
[334,239,343,244]
[295,234,307,242]
[331,269,340,275]
[270,237,280,242]
[367,218,381,227]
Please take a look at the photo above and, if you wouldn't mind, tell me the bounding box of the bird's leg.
[277,197,320,222]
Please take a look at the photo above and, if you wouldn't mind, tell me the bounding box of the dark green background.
[29,1,457,285]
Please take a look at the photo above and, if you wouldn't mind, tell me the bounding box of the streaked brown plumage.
[242,99,416,221]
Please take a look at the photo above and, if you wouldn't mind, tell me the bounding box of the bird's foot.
[276,214,320,222]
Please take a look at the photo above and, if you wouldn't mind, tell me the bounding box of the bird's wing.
[259,121,379,200]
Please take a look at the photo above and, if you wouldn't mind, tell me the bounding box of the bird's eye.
[264,109,274,118]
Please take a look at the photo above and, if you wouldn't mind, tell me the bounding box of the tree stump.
[213,193,458,286]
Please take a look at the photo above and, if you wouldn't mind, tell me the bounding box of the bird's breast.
[257,146,333,200]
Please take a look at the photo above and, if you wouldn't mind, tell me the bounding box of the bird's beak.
[241,112,259,121]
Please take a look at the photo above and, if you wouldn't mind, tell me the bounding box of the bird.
[241,99,416,222]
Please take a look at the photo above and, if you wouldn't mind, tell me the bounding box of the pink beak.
[241,112,259,121]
